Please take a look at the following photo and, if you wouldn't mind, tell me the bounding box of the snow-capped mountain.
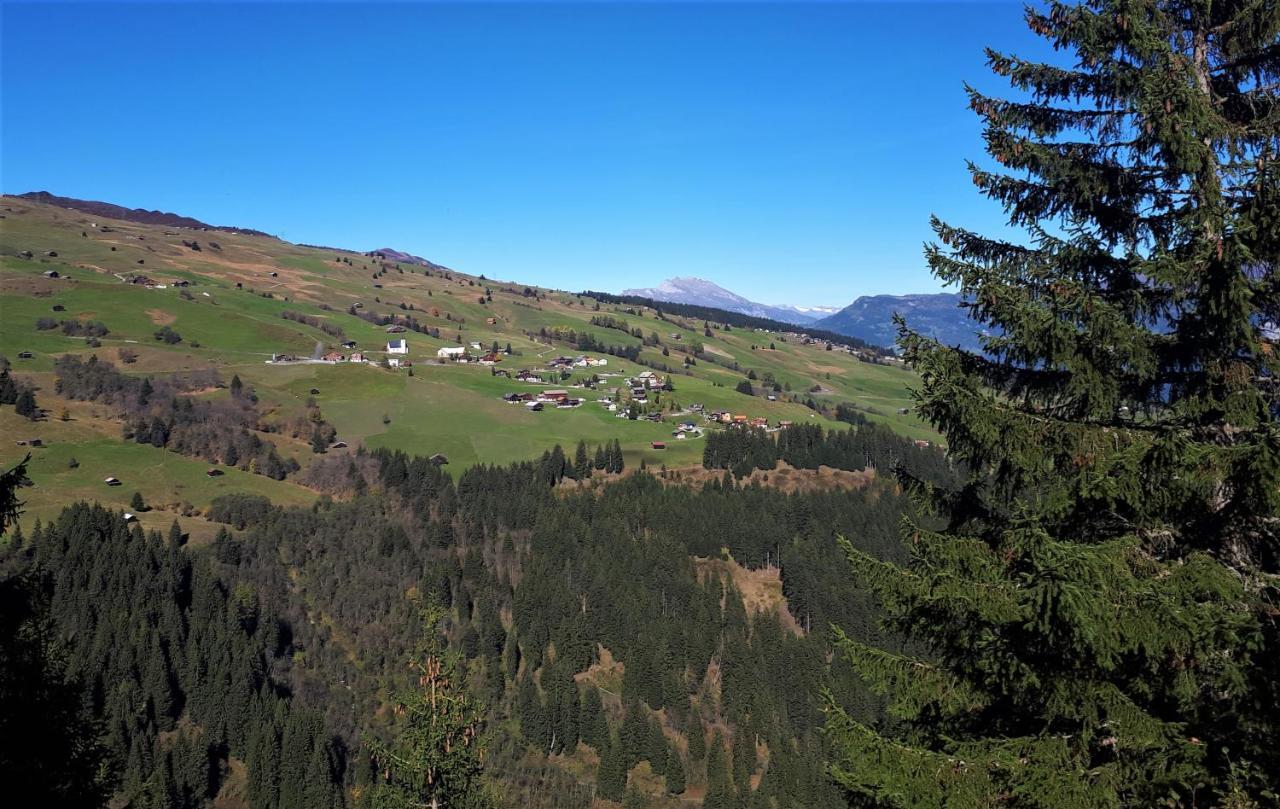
[620,277,834,325]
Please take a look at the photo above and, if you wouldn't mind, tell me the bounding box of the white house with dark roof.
[386,339,408,355]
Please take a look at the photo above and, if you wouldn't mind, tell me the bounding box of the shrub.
[154,326,182,344]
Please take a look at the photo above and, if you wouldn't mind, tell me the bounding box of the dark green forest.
[2,0,1277,806]
[0,418,937,807]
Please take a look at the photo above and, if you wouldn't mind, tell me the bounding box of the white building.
[387,339,409,355]
[437,346,467,360]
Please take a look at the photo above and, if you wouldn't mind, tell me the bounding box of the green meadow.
[1,194,934,524]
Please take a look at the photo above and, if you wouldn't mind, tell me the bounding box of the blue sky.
[2,1,1045,306]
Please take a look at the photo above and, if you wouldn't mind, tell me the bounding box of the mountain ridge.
[816,292,986,352]
[620,275,983,352]
[621,276,836,325]
[14,190,273,237]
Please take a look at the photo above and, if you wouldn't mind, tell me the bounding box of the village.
[259,328,810,447]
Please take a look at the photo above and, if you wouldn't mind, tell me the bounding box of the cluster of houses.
[436,344,506,365]
[670,422,701,440]
[501,389,582,411]
[705,411,793,430]
[545,354,608,371]
[122,274,191,290]
[620,370,667,404]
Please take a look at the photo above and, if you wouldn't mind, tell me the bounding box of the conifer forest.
[1,0,1278,807]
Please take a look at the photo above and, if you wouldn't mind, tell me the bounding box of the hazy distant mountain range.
[623,276,986,351]
[816,293,987,352]
[621,277,839,325]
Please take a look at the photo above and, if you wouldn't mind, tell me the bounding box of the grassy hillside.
[0,195,932,517]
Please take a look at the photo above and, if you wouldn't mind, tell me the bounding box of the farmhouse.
[437,346,467,360]
[340,340,358,349]
[385,325,407,334]
[322,351,346,362]
[386,339,408,355]
[104,476,121,486]
[539,390,570,404]
[478,353,502,365]
[349,352,367,363]
[633,370,665,389]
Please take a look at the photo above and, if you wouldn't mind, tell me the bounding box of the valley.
[0,193,932,535]
[0,192,949,808]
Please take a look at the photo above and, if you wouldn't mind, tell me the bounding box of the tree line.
[53,355,323,480]
[702,421,955,487]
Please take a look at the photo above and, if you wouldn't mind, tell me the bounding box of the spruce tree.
[825,2,1280,806]
[597,737,628,801]
[575,440,592,480]
[686,713,706,763]
[664,745,687,795]
[14,387,37,420]
[366,605,493,808]
[704,731,735,809]
[0,460,113,807]
[580,687,610,750]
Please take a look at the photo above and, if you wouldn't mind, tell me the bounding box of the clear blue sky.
[2,1,1045,306]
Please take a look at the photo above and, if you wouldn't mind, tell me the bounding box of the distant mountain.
[369,247,450,272]
[816,293,986,352]
[620,277,832,324]
[13,191,271,236]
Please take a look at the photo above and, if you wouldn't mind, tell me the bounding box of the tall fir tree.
[574,440,593,480]
[0,458,113,807]
[365,605,494,809]
[664,744,687,795]
[13,387,37,420]
[597,736,628,802]
[825,1,1280,806]
[704,731,736,809]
